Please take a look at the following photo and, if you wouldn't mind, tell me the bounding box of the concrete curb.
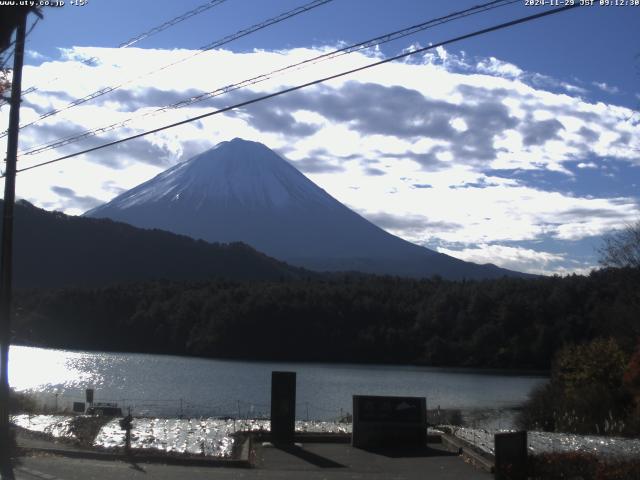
[440,433,494,472]
[293,433,351,443]
[251,432,351,444]
[17,437,253,469]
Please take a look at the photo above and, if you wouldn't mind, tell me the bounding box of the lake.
[10,345,546,426]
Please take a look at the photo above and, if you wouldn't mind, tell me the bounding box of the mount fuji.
[85,138,526,280]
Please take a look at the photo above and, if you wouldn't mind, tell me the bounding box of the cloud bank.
[1,44,638,274]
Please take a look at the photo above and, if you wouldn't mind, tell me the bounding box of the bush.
[529,452,640,480]
[9,389,37,414]
[623,340,640,429]
[427,408,464,426]
[518,338,636,436]
[516,383,557,431]
[529,452,599,479]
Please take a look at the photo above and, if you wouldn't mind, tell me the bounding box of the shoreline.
[12,412,640,462]
[8,342,551,377]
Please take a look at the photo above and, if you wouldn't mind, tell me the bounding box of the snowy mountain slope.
[85,138,528,280]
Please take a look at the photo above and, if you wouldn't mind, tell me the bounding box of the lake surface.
[10,345,546,424]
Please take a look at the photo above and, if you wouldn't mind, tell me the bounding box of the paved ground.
[14,429,97,454]
[10,456,250,480]
[7,430,492,480]
[254,442,491,479]
[7,445,491,480]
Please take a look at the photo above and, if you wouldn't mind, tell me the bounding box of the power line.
[20,0,514,156]
[0,0,229,106]
[0,16,40,73]
[0,47,15,72]
[10,4,580,177]
[19,0,519,157]
[118,0,228,48]
[0,0,333,138]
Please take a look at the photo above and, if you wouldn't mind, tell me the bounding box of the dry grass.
[529,452,640,480]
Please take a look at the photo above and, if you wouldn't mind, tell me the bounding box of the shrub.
[9,389,37,414]
[529,452,640,480]
[427,408,464,426]
[623,340,640,429]
[516,382,557,431]
[529,452,598,479]
[518,338,636,436]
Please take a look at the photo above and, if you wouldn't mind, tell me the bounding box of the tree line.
[11,267,640,370]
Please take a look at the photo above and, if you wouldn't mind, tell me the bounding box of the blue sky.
[1,0,639,275]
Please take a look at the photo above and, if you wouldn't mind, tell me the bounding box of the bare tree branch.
[599,219,640,268]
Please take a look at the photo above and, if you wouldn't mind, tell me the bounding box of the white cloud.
[576,162,597,169]
[1,44,638,275]
[475,56,522,79]
[26,50,47,61]
[561,82,588,95]
[593,81,620,95]
[437,244,566,275]
[449,117,467,132]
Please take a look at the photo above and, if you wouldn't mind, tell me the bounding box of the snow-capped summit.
[108,138,335,211]
[86,138,525,279]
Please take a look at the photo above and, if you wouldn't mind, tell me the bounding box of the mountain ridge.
[86,138,532,280]
[3,199,307,289]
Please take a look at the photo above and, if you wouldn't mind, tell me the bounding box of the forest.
[1,200,307,289]
[11,266,640,370]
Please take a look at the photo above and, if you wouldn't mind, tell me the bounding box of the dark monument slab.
[352,395,427,449]
[271,371,296,444]
[494,431,528,480]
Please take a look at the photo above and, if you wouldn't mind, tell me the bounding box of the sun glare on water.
[8,345,102,392]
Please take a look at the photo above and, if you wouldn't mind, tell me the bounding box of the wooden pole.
[0,12,27,470]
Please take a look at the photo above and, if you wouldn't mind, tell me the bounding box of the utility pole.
[0,12,27,471]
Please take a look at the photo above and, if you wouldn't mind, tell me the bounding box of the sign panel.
[495,431,528,480]
[352,395,427,449]
[358,396,423,423]
[270,371,296,444]
[72,402,85,413]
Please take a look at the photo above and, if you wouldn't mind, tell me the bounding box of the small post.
[119,407,133,455]
[125,422,131,453]
[85,388,94,406]
[270,371,296,444]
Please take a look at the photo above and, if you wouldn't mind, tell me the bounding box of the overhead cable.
[10,4,580,176]
[0,0,333,137]
[20,0,518,157]
[118,0,228,48]
[0,0,230,106]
